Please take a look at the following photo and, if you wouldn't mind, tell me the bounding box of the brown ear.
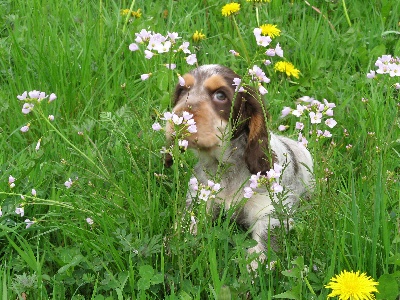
[234,87,272,174]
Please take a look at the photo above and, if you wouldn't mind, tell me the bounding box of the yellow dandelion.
[131,9,142,18]
[120,9,130,16]
[274,61,300,79]
[221,2,241,17]
[192,30,206,42]
[325,270,379,300]
[259,24,281,38]
[120,8,142,18]
[246,0,271,2]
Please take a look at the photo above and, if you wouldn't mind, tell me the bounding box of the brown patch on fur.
[248,114,265,142]
[182,74,195,88]
[204,75,229,92]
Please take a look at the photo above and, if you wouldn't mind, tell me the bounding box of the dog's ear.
[234,86,272,174]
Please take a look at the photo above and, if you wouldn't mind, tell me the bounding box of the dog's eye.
[213,91,227,102]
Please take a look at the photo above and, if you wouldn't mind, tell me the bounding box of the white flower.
[141,73,151,81]
[86,217,94,225]
[35,139,41,151]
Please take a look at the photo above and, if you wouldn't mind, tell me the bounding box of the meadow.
[0,0,399,299]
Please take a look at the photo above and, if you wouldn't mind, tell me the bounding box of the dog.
[165,64,313,269]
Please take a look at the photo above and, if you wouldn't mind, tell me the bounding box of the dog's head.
[165,64,271,174]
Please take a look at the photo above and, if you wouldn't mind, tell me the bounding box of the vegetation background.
[0,0,399,299]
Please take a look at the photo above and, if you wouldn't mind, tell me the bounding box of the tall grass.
[1,0,399,299]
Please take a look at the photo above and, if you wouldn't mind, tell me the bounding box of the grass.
[0,0,399,299]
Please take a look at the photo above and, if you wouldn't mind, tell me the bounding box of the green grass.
[1,0,399,299]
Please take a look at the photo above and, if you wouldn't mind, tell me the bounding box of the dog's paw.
[246,248,266,273]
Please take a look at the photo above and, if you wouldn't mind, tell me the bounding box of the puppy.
[165,64,313,268]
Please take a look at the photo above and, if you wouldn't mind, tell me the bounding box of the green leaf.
[376,274,399,300]
[137,277,151,291]
[57,254,84,274]
[370,44,386,59]
[138,265,155,280]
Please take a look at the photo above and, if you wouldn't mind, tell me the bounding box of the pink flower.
[395,83,400,89]
[152,122,162,131]
[309,112,322,124]
[265,49,275,56]
[144,50,154,59]
[20,124,30,132]
[199,188,211,201]
[129,43,139,51]
[15,207,24,217]
[17,91,27,100]
[366,70,376,79]
[178,75,185,86]
[189,177,198,191]
[182,111,193,120]
[186,54,197,65]
[167,31,180,42]
[281,107,291,117]
[278,125,288,131]
[64,178,73,189]
[325,118,337,128]
[178,139,189,150]
[232,78,245,92]
[243,187,254,198]
[323,130,332,137]
[9,175,16,184]
[86,217,94,225]
[271,182,283,193]
[178,41,191,54]
[258,85,268,95]
[48,115,55,121]
[32,189,37,196]
[295,122,304,130]
[229,50,239,56]
[165,63,176,69]
[28,90,41,99]
[25,219,34,228]
[22,103,34,114]
[48,93,57,102]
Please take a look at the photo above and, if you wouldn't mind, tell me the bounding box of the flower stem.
[232,16,250,63]
[122,0,136,34]
[341,0,351,27]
